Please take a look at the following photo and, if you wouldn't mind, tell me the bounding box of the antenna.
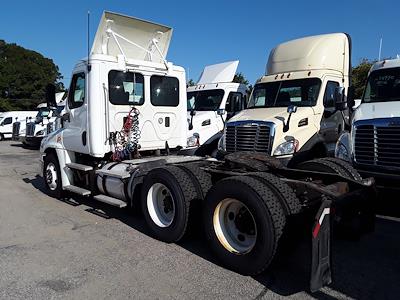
[378,37,383,61]
[87,10,91,72]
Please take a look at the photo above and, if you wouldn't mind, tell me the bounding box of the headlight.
[187,134,200,147]
[273,139,299,156]
[335,132,351,162]
[36,130,45,136]
[218,133,226,151]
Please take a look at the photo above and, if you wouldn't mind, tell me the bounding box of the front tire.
[0,133,4,141]
[43,152,63,198]
[203,176,286,275]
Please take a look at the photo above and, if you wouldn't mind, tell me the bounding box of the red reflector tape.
[312,208,330,239]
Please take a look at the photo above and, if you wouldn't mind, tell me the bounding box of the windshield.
[248,78,321,108]
[363,67,400,103]
[187,89,225,111]
[36,108,51,119]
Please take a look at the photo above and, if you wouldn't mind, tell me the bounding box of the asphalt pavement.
[0,140,399,299]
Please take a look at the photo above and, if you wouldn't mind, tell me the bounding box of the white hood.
[91,11,172,64]
[353,102,400,123]
[197,61,239,84]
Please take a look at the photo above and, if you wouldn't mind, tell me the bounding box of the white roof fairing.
[91,11,173,64]
[266,33,350,77]
[197,61,239,84]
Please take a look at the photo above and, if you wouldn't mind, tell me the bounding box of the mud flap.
[310,199,332,292]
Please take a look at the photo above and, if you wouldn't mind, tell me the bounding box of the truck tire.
[251,172,302,215]
[318,158,363,182]
[203,175,286,275]
[296,159,349,178]
[43,152,64,199]
[177,163,212,200]
[0,133,3,141]
[141,166,198,243]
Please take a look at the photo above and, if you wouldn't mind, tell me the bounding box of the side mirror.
[334,87,347,111]
[61,112,70,123]
[217,109,225,116]
[190,109,196,116]
[45,84,57,109]
[287,105,297,114]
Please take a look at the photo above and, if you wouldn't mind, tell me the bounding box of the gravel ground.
[0,140,399,299]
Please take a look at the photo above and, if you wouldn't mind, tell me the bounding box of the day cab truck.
[22,98,66,148]
[219,33,352,166]
[335,58,400,188]
[186,61,247,155]
[1,110,37,141]
[40,12,375,292]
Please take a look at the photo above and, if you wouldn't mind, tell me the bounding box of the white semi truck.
[186,61,247,155]
[40,12,375,292]
[219,33,351,166]
[335,58,400,188]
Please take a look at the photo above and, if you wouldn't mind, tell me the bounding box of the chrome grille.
[354,119,400,168]
[226,122,273,153]
[26,123,35,136]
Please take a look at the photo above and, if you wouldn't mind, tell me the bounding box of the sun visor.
[197,60,239,84]
[91,11,172,63]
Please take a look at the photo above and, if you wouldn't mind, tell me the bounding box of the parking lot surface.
[0,140,399,299]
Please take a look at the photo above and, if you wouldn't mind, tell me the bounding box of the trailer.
[40,11,375,292]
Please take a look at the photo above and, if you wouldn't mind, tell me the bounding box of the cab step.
[96,169,130,179]
[63,185,91,196]
[66,162,93,172]
[93,194,127,208]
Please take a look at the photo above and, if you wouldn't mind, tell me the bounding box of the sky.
[1,0,399,86]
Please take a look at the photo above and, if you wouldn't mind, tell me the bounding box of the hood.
[228,106,315,128]
[353,102,400,123]
[197,61,239,84]
[91,11,172,64]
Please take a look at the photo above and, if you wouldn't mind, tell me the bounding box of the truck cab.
[335,58,400,187]
[1,110,37,141]
[219,33,351,166]
[23,98,65,148]
[186,61,247,153]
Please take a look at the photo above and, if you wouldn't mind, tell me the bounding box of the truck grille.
[12,122,21,139]
[354,119,400,168]
[26,123,35,136]
[225,121,274,153]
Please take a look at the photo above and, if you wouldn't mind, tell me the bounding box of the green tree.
[0,40,64,106]
[352,59,375,99]
[187,79,196,86]
[233,72,249,86]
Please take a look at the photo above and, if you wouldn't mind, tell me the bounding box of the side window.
[108,70,144,105]
[3,117,12,125]
[324,81,339,108]
[68,73,85,109]
[150,76,179,106]
[226,92,244,112]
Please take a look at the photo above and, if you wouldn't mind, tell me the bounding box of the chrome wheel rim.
[45,162,58,191]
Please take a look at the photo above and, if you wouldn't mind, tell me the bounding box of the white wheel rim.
[147,183,175,228]
[213,198,257,254]
[45,162,58,191]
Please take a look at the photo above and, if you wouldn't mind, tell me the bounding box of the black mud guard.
[310,198,332,292]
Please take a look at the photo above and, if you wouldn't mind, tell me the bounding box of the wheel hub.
[147,183,175,228]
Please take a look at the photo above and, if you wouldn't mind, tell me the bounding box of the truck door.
[320,81,344,145]
[1,117,13,138]
[62,72,89,153]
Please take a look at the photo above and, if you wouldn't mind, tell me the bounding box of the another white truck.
[39,12,375,292]
[22,95,66,148]
[219,33,351,166]
[335,58,400,187]
[186,61,247,155]
[0,110,37,141]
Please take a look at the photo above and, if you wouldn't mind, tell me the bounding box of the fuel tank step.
[66,162,93,172]
[63,185,91,196]
[93,194,127,208]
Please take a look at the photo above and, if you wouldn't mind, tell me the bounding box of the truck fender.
[194,131,223,156]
